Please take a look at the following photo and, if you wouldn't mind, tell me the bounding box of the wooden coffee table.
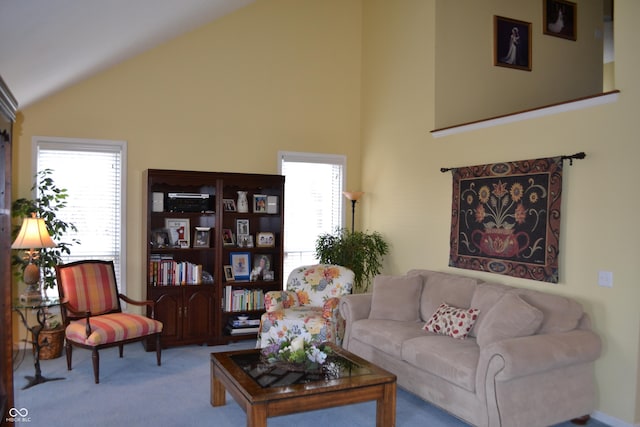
[210,344,397,427]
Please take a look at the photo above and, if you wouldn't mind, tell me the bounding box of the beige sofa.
[339,269,601,427]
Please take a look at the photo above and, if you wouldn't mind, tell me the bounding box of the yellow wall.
[362,0,640,424]
[11,0,640,424]
[435,0,603,128]
[13,0,363,299]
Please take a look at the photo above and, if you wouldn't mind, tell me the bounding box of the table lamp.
[343,191,364,233]
[11,213,56,302]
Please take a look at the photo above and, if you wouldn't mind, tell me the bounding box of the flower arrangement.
[261,336,332,370]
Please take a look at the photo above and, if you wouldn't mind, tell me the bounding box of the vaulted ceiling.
[0,0,256,109]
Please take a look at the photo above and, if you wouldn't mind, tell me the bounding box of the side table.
[14,297,65,389]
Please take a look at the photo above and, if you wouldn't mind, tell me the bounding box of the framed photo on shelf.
[165,218,190,248]
[223,198,236,212]
[222,228,235,246]
[151,229,171,248]
[253,194,267,213]
[230,252,250,281]
[543,0,576,41]
[266,195,278,214]
[250,254,272,281]
[236,219,249,238]
[494,15,532,71]
[237,234,253,248]
[223,265,235,281]
[193,227,211,248]
[256,232,275,248]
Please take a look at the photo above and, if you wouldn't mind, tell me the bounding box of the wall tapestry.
[448,156,564,283]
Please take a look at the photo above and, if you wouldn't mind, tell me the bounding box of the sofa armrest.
[339,293,372,323]
[478,329,601,383]
[338,293,372,348]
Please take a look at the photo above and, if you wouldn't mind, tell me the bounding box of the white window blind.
[35,137,126,292]
[279,151,345,283]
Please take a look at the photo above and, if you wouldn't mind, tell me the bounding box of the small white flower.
[307,346,327,364]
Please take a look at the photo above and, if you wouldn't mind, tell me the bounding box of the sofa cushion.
[467,282,512,337]
[423,303,479,339]
[475,293,544,347]
[369,274,422,322]
[402,335,480,392]
[351,318,426,358]
[408,270,477,321]
[510,288,584,334]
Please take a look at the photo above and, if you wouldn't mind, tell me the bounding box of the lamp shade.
[11,214,56,249]
[343,191,364,201]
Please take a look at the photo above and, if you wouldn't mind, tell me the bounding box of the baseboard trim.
[592,410,638,427]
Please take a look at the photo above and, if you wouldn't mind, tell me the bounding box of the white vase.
[237,191,249,213]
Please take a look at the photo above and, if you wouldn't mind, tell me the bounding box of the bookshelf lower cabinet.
[147,286,216,348]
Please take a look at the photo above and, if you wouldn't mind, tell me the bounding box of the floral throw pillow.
[423,303,480,339]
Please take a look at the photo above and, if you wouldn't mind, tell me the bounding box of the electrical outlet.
[598,271,613,288]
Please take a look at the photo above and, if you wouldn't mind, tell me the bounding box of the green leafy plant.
[315,228,389,293]
[12,169,80,290]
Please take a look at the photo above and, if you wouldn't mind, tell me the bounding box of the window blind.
[36,138,125,291]
[279,152,345,282]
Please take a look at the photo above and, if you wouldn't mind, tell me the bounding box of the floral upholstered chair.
[258,264,354,348]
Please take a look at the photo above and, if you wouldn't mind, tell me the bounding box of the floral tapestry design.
[449,157,562,283]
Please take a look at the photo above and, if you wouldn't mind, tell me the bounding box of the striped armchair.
[55,260,163,383]
[257,264,354,348]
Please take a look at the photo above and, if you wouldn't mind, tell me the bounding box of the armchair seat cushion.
[66,313,163,346]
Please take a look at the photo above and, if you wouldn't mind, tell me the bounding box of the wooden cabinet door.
[183,287,214,342]
[153,290,182,346]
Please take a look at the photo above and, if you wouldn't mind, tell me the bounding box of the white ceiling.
[0,0,256,109]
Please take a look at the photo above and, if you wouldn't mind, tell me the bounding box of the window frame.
[278,150,347,278]
[32,136,127,292]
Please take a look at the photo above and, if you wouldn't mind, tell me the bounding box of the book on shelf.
[225,325,260,335]
[228,318,261,328]
[222,286,265,312]
[149,255,204,286]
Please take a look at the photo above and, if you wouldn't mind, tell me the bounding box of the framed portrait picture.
[230,252,250,281]
[494,16,532,71]
[193,226,211,248]
[223,198,236,212]
[223,265,235,281]
[253,194,267,213]
[237,234,253,248]
[250,254,272,281]
[543,0,576,41]
[236,218,249,238]
[165,218,190,248]
[222,228,235,246]
[151,229,171,248]
[256,232,275,248]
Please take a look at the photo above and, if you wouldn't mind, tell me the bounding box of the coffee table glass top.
[230,350,372,389]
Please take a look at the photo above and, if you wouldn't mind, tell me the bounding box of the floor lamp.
[343,191,364,233]
[11,213,56,302]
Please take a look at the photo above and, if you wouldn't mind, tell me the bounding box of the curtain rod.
[440,152,586,173]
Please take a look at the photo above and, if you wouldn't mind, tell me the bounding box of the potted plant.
[315,228,389,293]
[12,169,80,359]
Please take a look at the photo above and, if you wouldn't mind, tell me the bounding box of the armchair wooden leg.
[65,342,73,371]
[119,344,124,358]
[92,349,100,384]
[156,333,162,366]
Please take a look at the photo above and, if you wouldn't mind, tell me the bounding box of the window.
[34,137,126,293]
[278,151,345,282]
